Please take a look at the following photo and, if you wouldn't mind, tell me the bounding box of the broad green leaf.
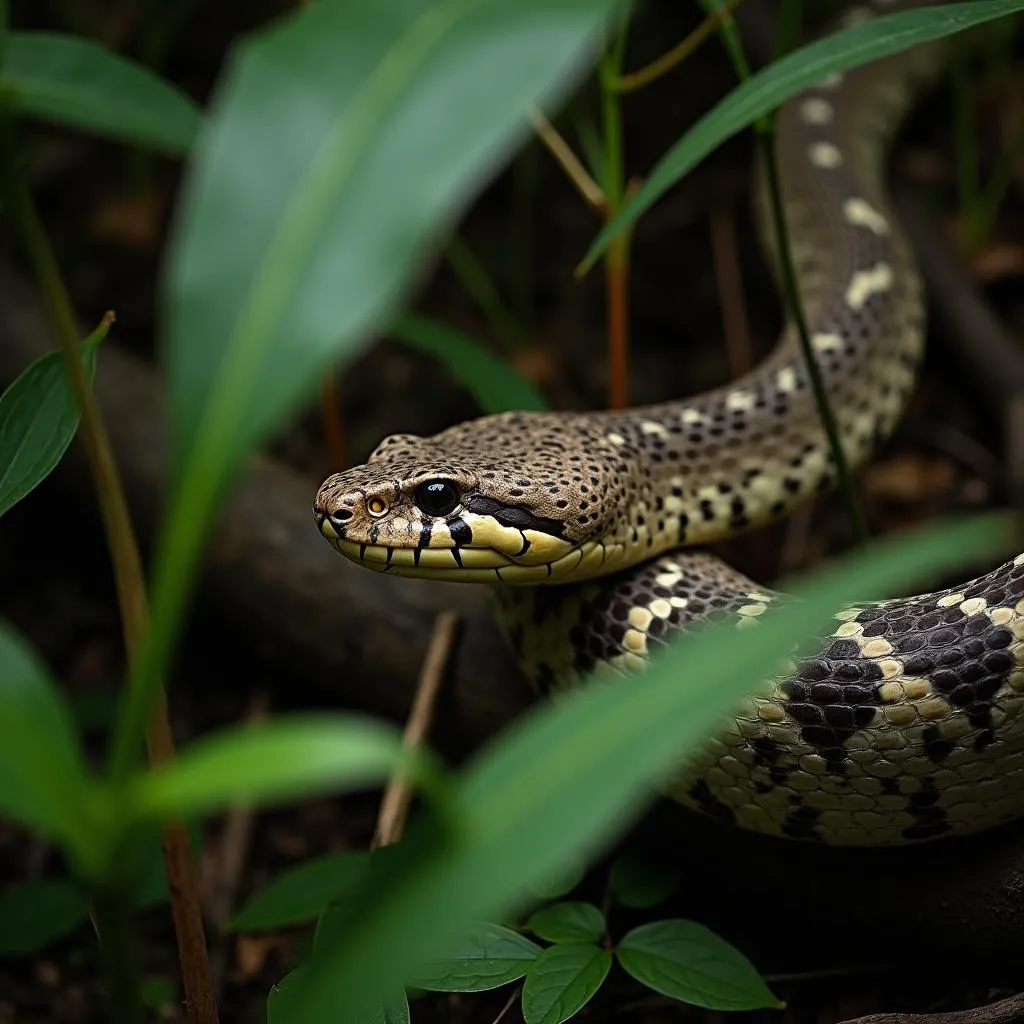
[364,988,411,1024]
[0,317,107,519]
[267,964,315,1023]
[521,943,611,1024]
[0,619,94,859]
[231,851,371,931]
[270,967,408,1024]
[609,848,681,909]
[160,0,613,514]
[617,919,779,1010]
[527,860,587,902]
[119,0,619,786]
[392,315,548,414]
[0,879,88,956]
[128,715,443,821]
[409,921,542,992]
[1,32,200,155]
[280,514,1015,1017]
[581,0,1024,272]
[527,902,604,944]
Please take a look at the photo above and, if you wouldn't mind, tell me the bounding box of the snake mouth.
[320,529,619,584]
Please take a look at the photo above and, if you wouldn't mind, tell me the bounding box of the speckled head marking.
[314,411,655,583]
[312,4,1024,846]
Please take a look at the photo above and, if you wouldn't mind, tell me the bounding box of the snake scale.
[313,0,1024,846]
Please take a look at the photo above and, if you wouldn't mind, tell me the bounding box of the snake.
[312,0,1024,846]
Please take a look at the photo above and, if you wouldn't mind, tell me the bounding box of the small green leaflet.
[0,315,109,519]
[617,919,780,1010]
[409,921,542,992]
[608,847,681,908]
[0,878,88,957]
[392,315,548,414]
[522,943,611,1024]
[2,32,200,155]
[231,850,371,931]
[527,902,605,944]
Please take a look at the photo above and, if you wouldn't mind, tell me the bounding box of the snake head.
[312,415,624,583]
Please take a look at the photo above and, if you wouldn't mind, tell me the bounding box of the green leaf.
[580,0,1024,273]
[391,315,548,413]
[365,988,410,1024]
[608,848,681,909]
[617,919,779,1010]
[269,964,409,1024]
[0,317,106,519]
[0,619,94,860]
[526,860,587,902]
[408,921,542,992]
[527,902,604,944]
[267,964,315,1023]
[277,513,1015,1017]
[1,32,200,155]
[158,0,609,579]
[521,943,611,1024]
[0,879,88,957]
[231,851,371,931]
[128,714,443,821]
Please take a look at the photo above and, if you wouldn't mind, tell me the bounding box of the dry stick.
[840,990,1024,1024]
[7,183,218,1023]
[491,985,522,1024]
[371,611,461,850]
[320,373,346,472]
[709,204,754,377]
[614,0,748,93]
[529,108,606,213]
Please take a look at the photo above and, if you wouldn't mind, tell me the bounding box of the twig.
[491,984,521,1024]
[840,991,1024,1024]
[1,156,218,1020]
[709,203,753,376]
[371,611,460,849]
[320,373,345,472]
[614,0,747,94]
[530,107,606,213]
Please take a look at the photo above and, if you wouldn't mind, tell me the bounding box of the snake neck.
[566,11,950,567]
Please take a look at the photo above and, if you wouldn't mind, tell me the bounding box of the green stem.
[92,881,144,1024]
[710,0,865,542]
[757,131,868,544]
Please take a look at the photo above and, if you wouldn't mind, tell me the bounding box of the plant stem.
[757,130,867,543]
[615,0,747,94]
[93,881,144,1024]
[1,143,220,1021]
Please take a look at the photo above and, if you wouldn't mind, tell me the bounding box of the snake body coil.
[313,2,1024,846]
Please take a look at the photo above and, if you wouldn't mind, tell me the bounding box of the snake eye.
[367,496,389,517]
[413,479,460,518]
